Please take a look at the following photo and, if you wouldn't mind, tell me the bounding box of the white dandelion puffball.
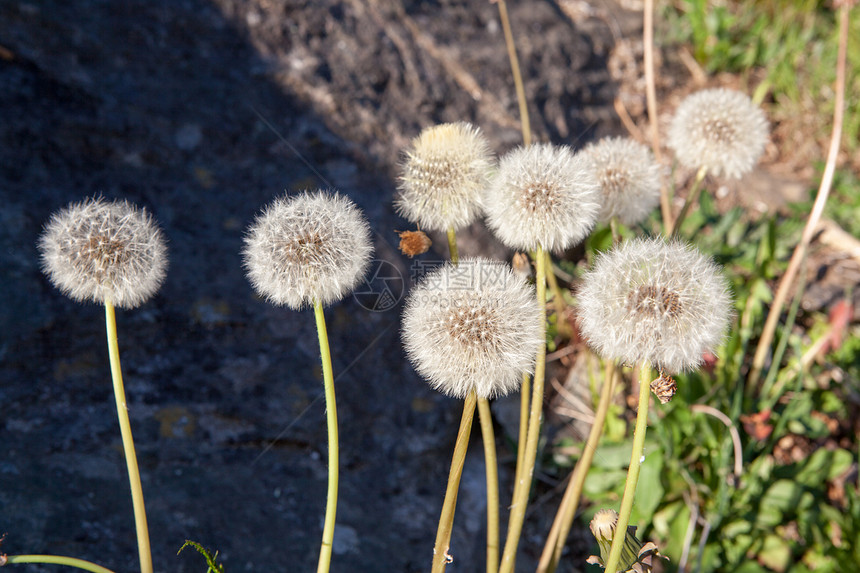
[484,143,600,252]
[395,122,495,232]
[577,238,731,374]
[581,137,662,226]
[39,197,168,309]
[667,88,769,179]
[402,257,544,399]
[243,191,373,310]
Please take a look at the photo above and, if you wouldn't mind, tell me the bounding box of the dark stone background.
[0,1,630,570]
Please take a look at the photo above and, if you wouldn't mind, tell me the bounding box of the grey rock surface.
[0,1,622,570]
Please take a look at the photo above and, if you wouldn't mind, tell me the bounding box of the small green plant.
[177,541,226,573]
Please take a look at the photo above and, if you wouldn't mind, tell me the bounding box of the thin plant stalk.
[432,391,478,573]
[515,372,531,486]
[445,227,501,573]
[670,165,707,237]
[477,398,501,573]
[643,0,673,231]
[749,1,850,387]
[499,247,548,573]
[104,300,153,573]
[314,299,338,573]
[496,0,531,146]
[537,361,619,573]
[446,227,460,262]
[602,361,653,573]
[2,555,115,573]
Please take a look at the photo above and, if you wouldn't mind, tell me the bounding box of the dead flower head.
[243,191,373,310]
[39,197,168,309]
[401,257,544,399]
[483,143,600,252]
[577,237,731,374]
[667,88,768,179]
[395,122,494,232]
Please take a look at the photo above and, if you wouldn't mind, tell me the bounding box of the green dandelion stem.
[496,0,531,146]
[314,299,339,573]
[499,246,548,573]
[538,360,619,573]
[104,300,153,573]
[477,398,500,573]
[2,555,115,573]
[446,227,460,264]
[670,165,708,237]
[514,372,530,496]
[431,391,478,573]
[603,361,652,573]
[447,226,499,572]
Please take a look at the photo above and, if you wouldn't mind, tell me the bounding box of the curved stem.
[602,361,652,573]
[314,300,339,573]
[3,555,115,573]
[496,0,531,146]
[537,361,619,573]
[104,301,152,573]
[432,392,478,573]
[749,1,849,388]
[499,246,548,573]
[477,398,500,573]
[670,165,708,237]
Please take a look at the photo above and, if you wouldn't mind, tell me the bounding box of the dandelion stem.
[104,300,152,573]
[432,392,478,573]
[496,0,531,146]
[477,398,500,573]
[499,246,548,573]
[3,555,115,573]
[314,299,339,573]
[446,227,460,263]
[537,361,619,573]
[642,0,673,232]
[749,0,849,388]
[446,226,500,573]
[514,372,531,493]
[603,361,652,573]
[670,165,707,237]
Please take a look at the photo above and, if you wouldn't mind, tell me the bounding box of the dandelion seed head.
[667,88,768,179]
[243,191,373,310]
[38,197,168,309]
[581,137,662,226]
[402,258,544,399]
[395,122,494,232]
[577,237,731,374]
[484,143,600,251]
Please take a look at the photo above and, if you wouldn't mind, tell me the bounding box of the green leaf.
[758,534,792,572]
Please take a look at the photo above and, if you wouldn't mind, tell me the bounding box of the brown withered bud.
[650,371,677,404]
[398,230,432,258]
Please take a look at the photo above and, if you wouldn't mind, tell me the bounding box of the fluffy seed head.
[243,191,373,310]
[590,509,619,543]
[667,88,769,179]
[577,237,731,374]
[483,143,600,251]
[401,257,544,399]
[581,137,662,226]
[38,197,168,309]
[395,122,495,232]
